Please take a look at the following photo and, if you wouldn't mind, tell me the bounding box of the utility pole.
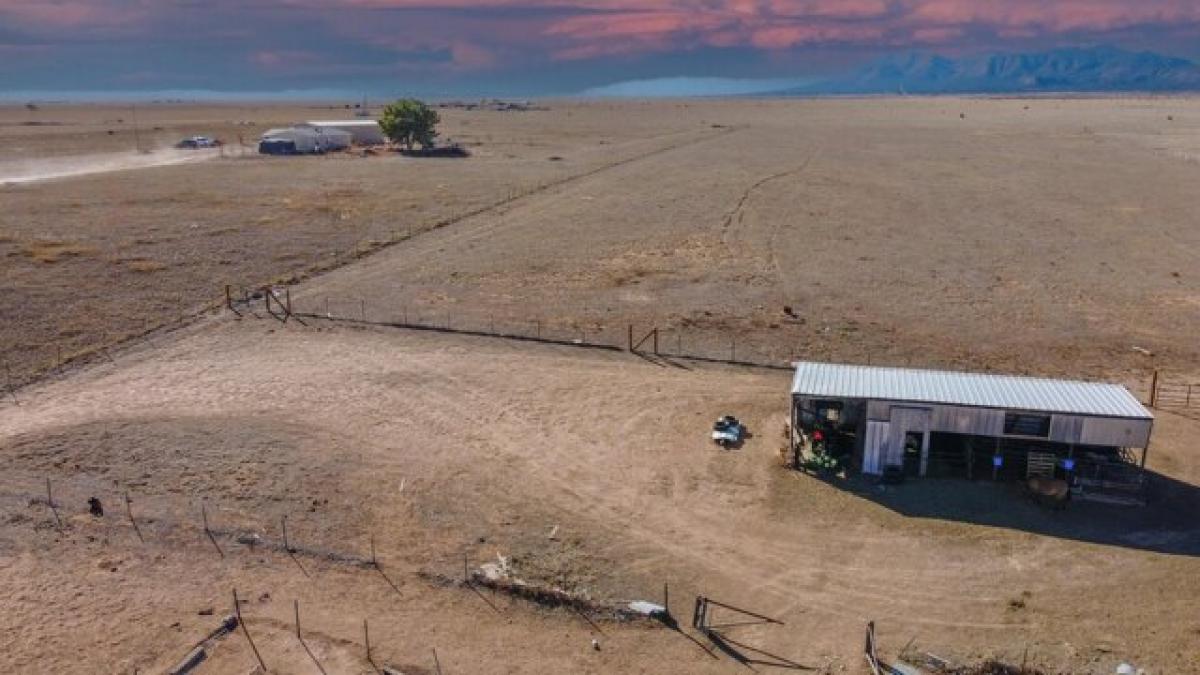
[131,104,142,153]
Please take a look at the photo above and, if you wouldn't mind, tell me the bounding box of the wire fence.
[2,471,563,674]
[233,287,803,372]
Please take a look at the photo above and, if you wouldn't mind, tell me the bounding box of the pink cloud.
[0,0,144,28]
[3,0,1200,70]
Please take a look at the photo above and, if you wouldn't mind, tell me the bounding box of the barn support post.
[789,397,799,469]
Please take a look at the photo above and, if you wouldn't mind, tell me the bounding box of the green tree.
[379,99,440,150]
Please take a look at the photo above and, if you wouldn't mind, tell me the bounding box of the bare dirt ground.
[0,101,715,386]
[2,320,1199,674]
[2,98,1200,673]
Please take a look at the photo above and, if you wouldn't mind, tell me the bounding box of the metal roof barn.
[790,361,1152,420]
[304,120,386,145]
[788,362,1154,502]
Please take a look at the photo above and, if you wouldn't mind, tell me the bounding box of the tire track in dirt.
[294,125,743,303]
[415,359,1020,632]
[720,148,820,237]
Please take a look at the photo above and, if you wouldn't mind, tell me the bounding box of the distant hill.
[784,47,1200,95]
[581,76,814,98]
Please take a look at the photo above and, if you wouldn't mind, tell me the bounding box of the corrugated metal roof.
[304,120,382,127]
[791,361,1153,419]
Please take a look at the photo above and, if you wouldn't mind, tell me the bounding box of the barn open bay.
[2,97,1200,673]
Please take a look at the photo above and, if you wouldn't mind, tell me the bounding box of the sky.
[2,0,1200,98]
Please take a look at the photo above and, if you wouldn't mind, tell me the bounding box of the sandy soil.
[2,98,1199,673]
[1,319,1198,674]
[0,101,713,386]
[4,98,1198,392]
[0,147,222,185]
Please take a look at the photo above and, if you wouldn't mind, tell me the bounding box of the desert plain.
[1,97,1199,674]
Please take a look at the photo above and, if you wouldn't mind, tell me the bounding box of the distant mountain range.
[787,46,1200,95]
[583,47,1200,98]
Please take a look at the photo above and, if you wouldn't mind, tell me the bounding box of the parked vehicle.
[712,415,745,448]
[176,136,219,149]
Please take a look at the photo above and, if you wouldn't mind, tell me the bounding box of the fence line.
[1149,369,1200,411]
[234,289,799,372]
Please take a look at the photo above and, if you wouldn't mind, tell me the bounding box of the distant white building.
[303,120,386,145]
[259,126,352,155]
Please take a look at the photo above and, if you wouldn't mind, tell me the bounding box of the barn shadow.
[826,469,1200,557]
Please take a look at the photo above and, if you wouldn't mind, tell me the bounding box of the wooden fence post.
[233,588,267,671]
[125,492,144,543]
[628,325,634,351]
[202,503,224,558]
[1149,369,1159,408]
[46,477,61,529]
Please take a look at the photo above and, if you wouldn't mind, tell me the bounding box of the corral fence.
[1149,370,1199,410]
[228,286,799,373]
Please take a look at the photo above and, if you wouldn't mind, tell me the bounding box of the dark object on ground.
[881,465,905,485]
[712,415,745,448]
[400,143,470,158]
[1026,477,1070,510]
[88,497,104,517]
[943,660,1048,675]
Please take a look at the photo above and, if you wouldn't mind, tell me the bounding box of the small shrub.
[126,259,167,273]
[22,240,94,263]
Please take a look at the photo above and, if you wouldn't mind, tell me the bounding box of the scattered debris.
[548,525,560,540]
[628,601,667,617]
[236,532,262,547]
[198,607,214,616]
[167,614,238,675]
[88,497,104,517]
[467,555,640,621]
[591,638,601,651]
[939,661,1047,675]
[1131,346,1153,357]
[167,646,206,675]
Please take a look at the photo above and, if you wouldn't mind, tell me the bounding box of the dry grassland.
[1,98,1199,674]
